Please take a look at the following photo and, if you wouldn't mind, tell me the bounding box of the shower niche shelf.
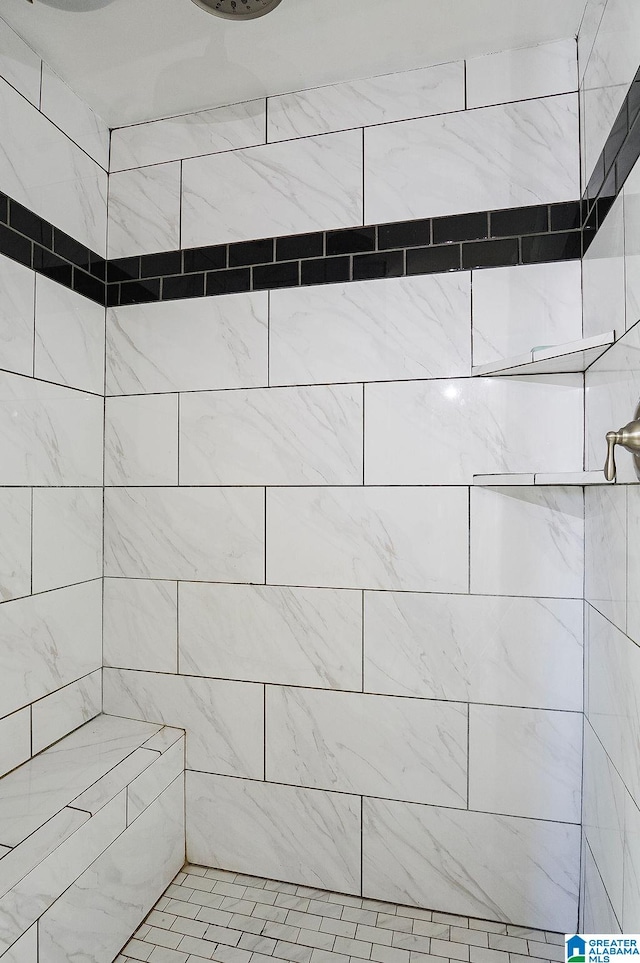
[471,331,615,377]
[473,471,615,487]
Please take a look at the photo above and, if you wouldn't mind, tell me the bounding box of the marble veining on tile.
[365,94,579,223]
[0,488,31,603]
[108,162,181,258]
[0,714,160,846]
[182,129,363,247]
[267,61,465,141]
[0,254,35,379]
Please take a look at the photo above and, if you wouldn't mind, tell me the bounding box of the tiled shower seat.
[0,714,186,962]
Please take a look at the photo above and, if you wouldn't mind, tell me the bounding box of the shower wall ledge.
[471,331,615,376]
[0,714,185,962]
[473,471,619,486]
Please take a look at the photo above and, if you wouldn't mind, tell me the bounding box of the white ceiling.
[1,0,588,128]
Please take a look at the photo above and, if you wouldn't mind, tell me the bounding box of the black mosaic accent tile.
[107,257,140,284]
[10,201,53,248]
[615,111,640,189]
[106,284,120,308]
[228,238,274,267]
[550,201,582,231]
[206,267,251,296]
[353,250,404,281]
[490,205,548,237]
[629,70,640,129]
[276,232,324,261]
[586,155,606,204]
[521,231,582,264]
[141,250,182,279]
[88,254,107,282]
[326,227,376,256]
[301,255,351,286]
[0,222,31,267]
[0,193,7,224]
[462,237,519,269]
[184,244,227,272]
[432,212,488,244]
[33,246,73,286]
[73,267,105,305]
[119,278,161,305]
[605,101,629,175]
[253,261,299,290]
[378,218,431,250]
[406,244,461,275]
[162,273,205,300]
[53,228,90,271]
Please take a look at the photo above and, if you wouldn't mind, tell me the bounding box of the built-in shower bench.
[0,713,186,963]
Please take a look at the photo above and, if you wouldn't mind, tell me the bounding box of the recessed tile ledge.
[473,471,617,486]
[0,714,185,956]
[471,331,615,377]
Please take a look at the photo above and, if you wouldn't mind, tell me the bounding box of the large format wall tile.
[585,484,627,632]
[0,581,102,719]
[471,261,583,366]
[0,17,41,107]
[582,194,626,339]
[365,376,583,484]
[40,63,109,170]
[39,778,184,963]
[624,792,640,930]
[34,275,105,396]
[0,707,31,779]
[182,129,363,247]
[32,488,102,593]
[578,0,608,81]
[103,668,263,777]
[179,582,362,689]
[0,77,107,255]
[106,293,268,395]
[267,61,464,142]
[108,162,181,258]
[267,486,469,592]
[31,670,102,754]
[0,488,31,602]
[470,487,584,598]
[587,606,640,802]
[104,578,178,673]
[0,372,103,486]
[625,159,640,329]
[363,798,580,931]
[187,771,361,893]
[104,487,264,581]
[180,384,363,486]
[365,94,579,223]
[585,323,640,480]
[581,841,622,932]
[0,254,35,379]
[583,83,628,186]
[364,592,583,710]
[629,486,640,646]
[270,274,470,386]
[267,687,467,807]
[583,0,640,95]
[105,394,178,485]
[469,705,582,823]
[583,722,626,924]
[111,99,266,171]
[466,40,577,109]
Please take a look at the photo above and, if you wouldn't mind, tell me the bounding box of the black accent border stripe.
[0,66,637,308]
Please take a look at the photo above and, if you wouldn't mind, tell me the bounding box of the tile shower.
[0,0,639,958]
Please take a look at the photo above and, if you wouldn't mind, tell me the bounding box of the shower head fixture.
[190,0,283,19]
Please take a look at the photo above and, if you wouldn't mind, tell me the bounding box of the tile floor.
[112,865,566,963]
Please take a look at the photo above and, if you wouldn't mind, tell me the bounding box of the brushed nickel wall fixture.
[190,0,283,18]
[604,400,640,480]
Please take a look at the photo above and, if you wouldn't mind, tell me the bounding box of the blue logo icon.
[567,936,586,963]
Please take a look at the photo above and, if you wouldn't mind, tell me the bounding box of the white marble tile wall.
[582,144,640,929]
[111,99,266,171]
[0,71,107,256]
[0,30,107,781]
[466,39,577,109]
[97,38,593,933]
[365,95,579,224]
